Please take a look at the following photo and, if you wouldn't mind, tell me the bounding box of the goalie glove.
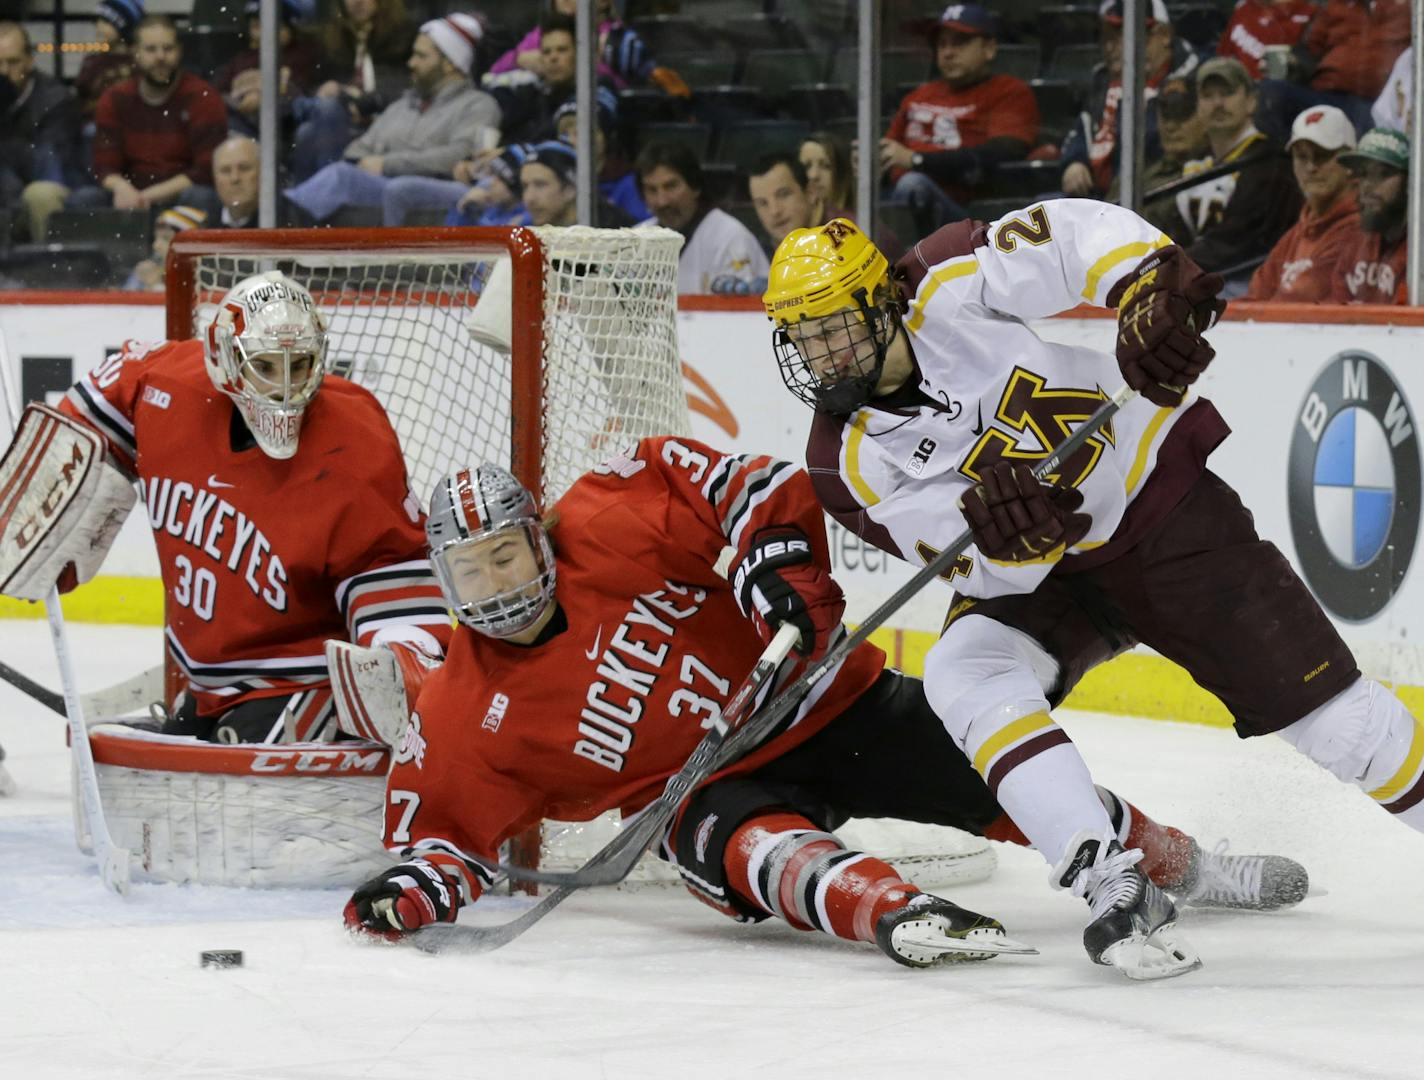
[731,526,845,661]
[0,404,135,601]
[344,858,462,941]
[960,462,1091,564]
[1109,245,1226,408]
[327,637,439,746]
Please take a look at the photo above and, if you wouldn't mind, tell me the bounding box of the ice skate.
[1171,840,1309,911]
[874,893,1038,968]
[1055,831,1201,981]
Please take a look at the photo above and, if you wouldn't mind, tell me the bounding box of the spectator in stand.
[67,16,225,219]
[489,0,688,98]
[292,0,418,180]
[215,0,321,98]
[0,22,83,242]
[552,97,647,224]
[124,204,204,291]
[1256,0,1410,138]
[1331,127,1409,305]
[520,138,632,227]
[800,132,854,220]
[1172,58,1300,286]
[635,139,769,296]
[213,135,260,229]
[1214,0,1315,81]
[1247,105,1359,302]
[445,144,530,227]
[882,4,1037,235]
[1061,0,1200,199]
[1372,47,1412,133]
[282,15,500,225]
[1105,76,1208,242]
[485,13,618,146]
[77,0,141,120]
[748,152,831,256]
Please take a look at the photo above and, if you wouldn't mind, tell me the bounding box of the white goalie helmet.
[427,465,557,638]
[204,271,328,459]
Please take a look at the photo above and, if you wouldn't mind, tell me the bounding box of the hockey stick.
[0,336,131,894]
[484,383,1139,890]
[0,660,165,720]
[413,387,1139,956]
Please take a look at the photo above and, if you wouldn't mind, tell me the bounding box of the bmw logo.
[1288,351,1421,622]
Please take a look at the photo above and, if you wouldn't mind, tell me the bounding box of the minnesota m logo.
[959,367,1115,488]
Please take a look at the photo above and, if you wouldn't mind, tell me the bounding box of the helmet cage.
[430,522,558,638]
[772,286,899,415]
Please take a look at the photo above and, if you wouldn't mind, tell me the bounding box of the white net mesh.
[185,225,689,507]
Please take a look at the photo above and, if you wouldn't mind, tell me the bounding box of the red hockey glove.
[959,462,1091,564]
[1110,245,1226,407]
[343,859,461,942]
[732,527,846,661]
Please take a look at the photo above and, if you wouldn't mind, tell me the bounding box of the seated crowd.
[0,0,1413,303]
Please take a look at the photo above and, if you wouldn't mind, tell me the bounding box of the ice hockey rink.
[1,620,1418,1080]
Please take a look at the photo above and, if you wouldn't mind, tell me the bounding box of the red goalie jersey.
[59,339,451,722]
[385,436,886,903]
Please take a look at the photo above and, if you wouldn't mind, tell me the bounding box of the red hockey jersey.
[60,339,451,718]
[384,436,886,902]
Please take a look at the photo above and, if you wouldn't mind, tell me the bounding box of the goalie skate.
[1056,832,1201,982]
[1172,840,1309,911]
[875,893,1038,968]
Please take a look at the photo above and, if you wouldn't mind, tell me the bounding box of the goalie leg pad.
[1278,677,1424,827]
[0,403,134,600]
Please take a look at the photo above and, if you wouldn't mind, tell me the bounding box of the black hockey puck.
[200,950,243,969]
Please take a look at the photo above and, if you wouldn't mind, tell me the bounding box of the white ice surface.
[0,622,1419,1080]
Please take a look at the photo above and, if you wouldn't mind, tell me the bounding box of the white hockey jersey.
[805,198,1231,600]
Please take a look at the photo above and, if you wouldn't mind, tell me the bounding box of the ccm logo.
[250,749,387,774]
[16,443,85,550]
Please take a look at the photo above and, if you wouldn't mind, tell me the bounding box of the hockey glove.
[343,859,462,942]
[960,462,1091,564]
[732,527,846,661]
[1110,245,1226,407]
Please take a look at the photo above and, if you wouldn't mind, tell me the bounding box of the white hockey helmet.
[426,465,557,638]
[204,271,328,459]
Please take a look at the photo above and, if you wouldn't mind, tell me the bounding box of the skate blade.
[1100,925,1201,981]
[896,924,1039,960]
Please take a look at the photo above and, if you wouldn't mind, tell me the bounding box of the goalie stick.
[411,387,1138,952]
[0,660,165,720]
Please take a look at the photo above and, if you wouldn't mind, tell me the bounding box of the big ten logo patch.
[905,436,937,477]
[482,691,510,732]
[1289,351,1420,622]
[142,386,172,409]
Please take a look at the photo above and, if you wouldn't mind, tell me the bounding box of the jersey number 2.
[993,206,1052,253]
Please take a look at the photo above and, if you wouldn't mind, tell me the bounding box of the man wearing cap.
[1172,56,1300,282]
[517,138,631,228]
[881,4,1038,234]
[0,22,82,241]
[635,139,769,296]
[77,0,141,120]
[282,13,500,224]
[1105,76,1207,241]
[1061,0,1200,199]
[1331,127,1409,305]
[1247,105,1359,302]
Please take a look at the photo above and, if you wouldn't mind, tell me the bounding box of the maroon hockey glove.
[343,859,461,941]
[959,462,1091,563]
[1109,245,1226,408]
[732,527,846,661]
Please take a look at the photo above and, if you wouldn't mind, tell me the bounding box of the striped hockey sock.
[724,812,920,942]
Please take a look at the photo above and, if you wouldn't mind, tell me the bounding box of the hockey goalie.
[0,271,451,885]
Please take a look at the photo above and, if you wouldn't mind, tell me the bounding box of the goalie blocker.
[0,403,134,601]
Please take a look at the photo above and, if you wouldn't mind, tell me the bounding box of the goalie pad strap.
[0,403,135,601]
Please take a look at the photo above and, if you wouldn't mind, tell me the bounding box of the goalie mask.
[427,465,557,639]
[762,219,900,416]
[205,271,328,459]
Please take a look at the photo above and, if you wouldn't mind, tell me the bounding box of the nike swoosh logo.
[585,626,603,661]
[970,402,984,437]
[207,474,235,489]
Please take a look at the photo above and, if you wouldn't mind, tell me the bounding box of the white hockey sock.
[966,706,1115,866]
[1278,678,1424,832]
